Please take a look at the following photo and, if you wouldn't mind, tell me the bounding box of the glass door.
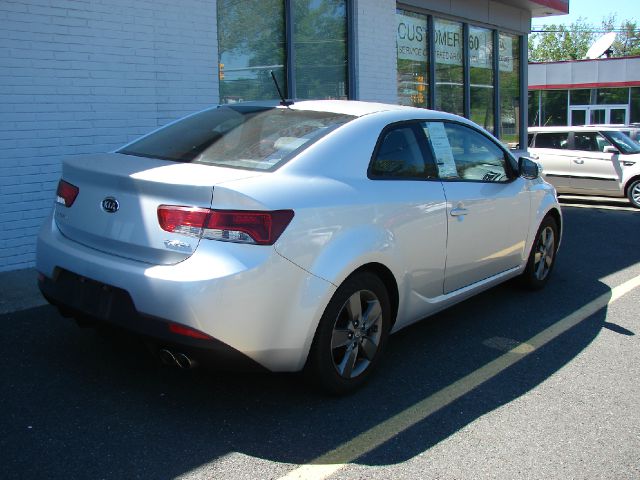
[589,108,606,124]
[610,108,627,124]
[570,108,586,126]
[569,105,629,125]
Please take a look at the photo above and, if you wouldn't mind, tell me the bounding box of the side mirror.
[603,146,619,154]
[518,156,541,180]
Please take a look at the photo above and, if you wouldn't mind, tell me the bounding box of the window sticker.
[425,122,458,178]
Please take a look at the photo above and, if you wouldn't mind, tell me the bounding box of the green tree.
[528,18,594,61]
[528,15,640,61]
[601,15,640,57]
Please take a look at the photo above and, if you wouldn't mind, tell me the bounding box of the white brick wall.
[0,0,219,271]
[354,0,397,103]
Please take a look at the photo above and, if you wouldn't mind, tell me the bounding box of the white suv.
[528,126,640,208]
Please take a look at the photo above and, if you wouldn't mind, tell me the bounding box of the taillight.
[56,180,79,207]
[167,322,212,340]
[203,210,295,245]
[157,206,210,237]
[157,205,294,246]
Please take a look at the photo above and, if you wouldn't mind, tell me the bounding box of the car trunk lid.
[54,153,259,265]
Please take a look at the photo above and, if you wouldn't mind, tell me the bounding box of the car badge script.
[101,197,119,213]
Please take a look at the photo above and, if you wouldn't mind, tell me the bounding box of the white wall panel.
[0,0,219,271]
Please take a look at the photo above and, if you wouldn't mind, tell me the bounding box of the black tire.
[520,216,559,290]
[306,271,391,395]
[627,179,640,209]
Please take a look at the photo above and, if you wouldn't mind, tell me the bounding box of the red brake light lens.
[168,322,212,340]
[204,210,294,245]
[157,206,210,237]
[157,205,294,246]
[56,180,79,207]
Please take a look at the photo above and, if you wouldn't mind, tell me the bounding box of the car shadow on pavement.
[1,206,638,479]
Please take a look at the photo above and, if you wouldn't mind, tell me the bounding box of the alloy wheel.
[630,182,640,208]
[330,289,383,379]
[533,226,555,281]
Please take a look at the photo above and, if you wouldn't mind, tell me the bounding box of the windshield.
[118,105,356,171]
[602,131,640,154]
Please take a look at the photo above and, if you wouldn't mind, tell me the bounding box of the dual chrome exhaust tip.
[158,348,197,369]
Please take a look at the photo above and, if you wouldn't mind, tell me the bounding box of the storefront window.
[396,9,429,108]
[394,10,528,143]
[217,0,286,103]
[294,0,348,100]
[498,33,519,144]
[570,89,591,105]
[597,88,629,105]
[540,90,568,126]
[217,0,348,103]
[469,26,494,132]
[631,87,640,123]
[528,90,540,126]
[434,18,463,116]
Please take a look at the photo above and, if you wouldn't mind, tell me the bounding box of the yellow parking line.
[278,274,640,480]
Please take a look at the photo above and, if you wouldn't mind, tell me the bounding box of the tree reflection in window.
[217,0,348,103]
[294,0,348,100]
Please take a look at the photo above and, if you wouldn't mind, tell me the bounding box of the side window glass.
[370,126,434,179]
[534,133,569,149]
[595,133,612,152]
[423,122,510,182]
[573,133,596,151]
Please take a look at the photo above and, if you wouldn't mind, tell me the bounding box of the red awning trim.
[530,0,569,14]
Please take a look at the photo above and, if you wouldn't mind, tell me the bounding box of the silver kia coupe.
[37,100,561,394]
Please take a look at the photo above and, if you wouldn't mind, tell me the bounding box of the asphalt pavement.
[1,197,639,480]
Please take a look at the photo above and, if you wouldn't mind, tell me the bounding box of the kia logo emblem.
[101,197,119,213]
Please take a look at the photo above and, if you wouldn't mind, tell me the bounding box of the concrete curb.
[0,268,47,315]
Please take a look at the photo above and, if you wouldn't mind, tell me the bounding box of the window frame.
[395,6,527,150]
[531,131,570,150]
[217,0,352,104]
[367,120,439,181]
[421,120,519,183]
[572,131,610,153]
[118,105,357,172]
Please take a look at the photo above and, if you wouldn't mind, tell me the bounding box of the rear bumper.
[38,269,265,371]
[36,213,336,372]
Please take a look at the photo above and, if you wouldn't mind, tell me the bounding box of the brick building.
[0,0,568,271]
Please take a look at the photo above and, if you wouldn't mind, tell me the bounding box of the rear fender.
[303,224,401,289]
[277,224,402,369]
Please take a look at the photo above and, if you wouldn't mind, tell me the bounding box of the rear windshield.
[118,105,355,171]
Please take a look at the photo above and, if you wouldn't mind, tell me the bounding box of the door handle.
[450,207,469,217]
[573,159,585,164]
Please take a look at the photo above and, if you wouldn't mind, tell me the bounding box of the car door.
[422,121,531,294]
[529,131,572,190]
[568,131,622,192]
[368,123,448,322]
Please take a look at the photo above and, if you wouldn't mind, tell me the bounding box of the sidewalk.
[0,268,47,315]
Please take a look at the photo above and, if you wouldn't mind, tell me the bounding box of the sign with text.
[468,29,514,72]
[498,34,514,73]
[396,14,513,72]
[425,122,458,178]
[434,20,463,66]
[468,27,491,70]
[396,13,427,62]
